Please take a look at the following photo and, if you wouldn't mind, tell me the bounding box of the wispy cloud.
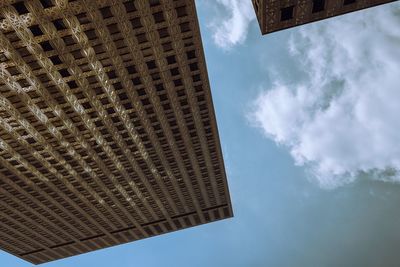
[208,0,256,50]
[250,3,400,188]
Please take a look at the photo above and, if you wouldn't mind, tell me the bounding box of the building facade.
[0,0,232,264]
[252,0,398,34]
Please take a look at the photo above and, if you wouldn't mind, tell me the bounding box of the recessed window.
[132,77,141,85]
[106,71,117,79]
[100,7,113,19]
[159,94,168,101]
[40,41,53,52]
[59,69,70,77]
[189,63,198,71]
[29,25,43,36]
[136,33,147,44]
[53,19,67,30]
[49,55,62,65]
[162,42,173,52]
[153,12,165,23]
[124,1,136,12]
[146,60,157,70]
[158,28,169,38]
[186,50,196,60]
[176,6,187,17]
[137,88,146,96]
[17,79,30,88]
[192,74,201,82]
[170,68,179,76]
[343,0,356,5]
[7,66,19,76]
[40,0,54,8]
[280,6,294,21]
[166,55,176,65]
[67,81,78,89]
[0,53,8,63]
[76,12,90,24]
[149,0,160,7]
[17,47,30,57]
[151,72,160,81]
[130,18,142,29]
[62,35,76,46]
[106,23,119,35]
[155,83,164,92]
[71,49,83,60]
[126,65,136,74]
[13,2,29,15]
[173,79,182,87]
[312,0,325,13]
[179,22,190,33]
[84,29,97,40]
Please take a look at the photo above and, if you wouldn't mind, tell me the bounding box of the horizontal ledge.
[19,203,230,256]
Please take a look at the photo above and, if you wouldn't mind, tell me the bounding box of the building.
[0,0,232,264]
[252,0,398,34]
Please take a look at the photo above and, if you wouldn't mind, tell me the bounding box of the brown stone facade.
[0,0,232,264]
[252,0,398,34]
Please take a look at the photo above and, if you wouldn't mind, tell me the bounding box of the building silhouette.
[252,0,398,34]
[0,0,232,264]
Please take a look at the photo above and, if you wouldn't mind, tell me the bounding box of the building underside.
[0,0,232,264]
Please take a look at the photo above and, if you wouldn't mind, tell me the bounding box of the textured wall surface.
[0,0,232,264]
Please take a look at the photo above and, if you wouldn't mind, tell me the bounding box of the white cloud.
[251,3,400,189]
[208,0,256,50]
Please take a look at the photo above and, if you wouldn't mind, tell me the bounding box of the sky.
[2,1,400,266]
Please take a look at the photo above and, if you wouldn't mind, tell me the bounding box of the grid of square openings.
[0,0,232,264]
[279,0,360,22]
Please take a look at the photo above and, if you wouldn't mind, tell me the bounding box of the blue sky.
[2,1,400,266]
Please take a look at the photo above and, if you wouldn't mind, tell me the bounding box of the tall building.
[0,0,232,264]
[252,0,398,34]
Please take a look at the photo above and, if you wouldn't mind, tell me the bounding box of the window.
[63,35,76,46]
[189,63,198,71]
[130,18,142,29]
[149,0,160,7]
[52,19,67,30]
[59,69,70,77]
[40,41,53,52]
[126,65,136,74]
[132,77,141,85]
[124,1,136,12]
[153,12,165,23]
[162,42,173,52]
[192,74,201,82]
[312,0,325,13]
[158,28,169,38]
[106,71,117,79]
[100,7,113,19]
[50,55,62,65]
[176,6,187,17]
[146,60,157,70]
[166,55,176,65]
[179,22,190,33]
[29,25,43,36]
[40,0,54,8]
[280,6,294,21]
[170,68,179,76]
[343,0,356,5]
[136,33,147,44]
[186,50,196,60]
[13,2,29,15]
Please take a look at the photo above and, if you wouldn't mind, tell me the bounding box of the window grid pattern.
[0,0,233,264]
[251,0,397,34]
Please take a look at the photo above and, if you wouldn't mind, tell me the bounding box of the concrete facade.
[0,0,232,264]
